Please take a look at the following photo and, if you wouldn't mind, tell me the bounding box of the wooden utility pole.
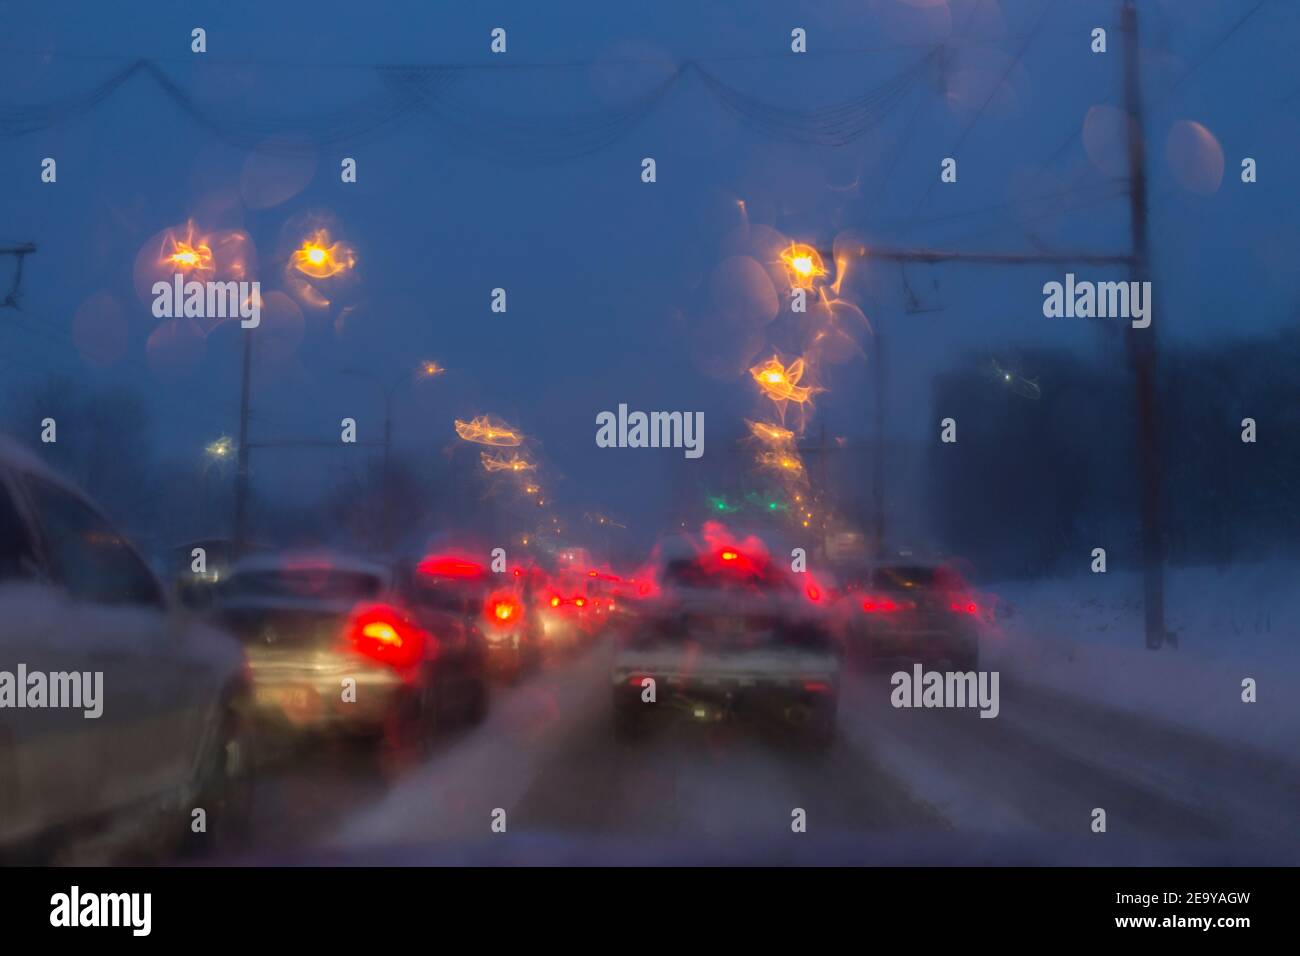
[871,331,887,554]
[231,328,254,557]
[1120,0,1168,649]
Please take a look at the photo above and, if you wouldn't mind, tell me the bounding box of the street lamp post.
[340,367,401,555]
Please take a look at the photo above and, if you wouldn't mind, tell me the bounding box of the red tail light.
[950,600,979,615]
[806,584,821,602]
[550,595,561,608]
[346,604,425,670]
[861,596,900,613]
[486,595,523,627]
[574,597,586,608]
[803,680,832,694]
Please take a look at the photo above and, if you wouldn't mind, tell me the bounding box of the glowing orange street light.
[758,450,804,475]
[159,223,215,274]
[747,420,795,445]
[779,243,828,289]
[750,355,814,404]
[455,415,524,447]
[480,452,535,473]
[290,229,356,279]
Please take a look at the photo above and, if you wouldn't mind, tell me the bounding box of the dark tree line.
[926,329,1300,579]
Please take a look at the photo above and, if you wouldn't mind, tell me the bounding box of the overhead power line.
[0,53,941,160]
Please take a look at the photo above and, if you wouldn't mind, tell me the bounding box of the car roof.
[228,552,392,581]
[0,435,94,501]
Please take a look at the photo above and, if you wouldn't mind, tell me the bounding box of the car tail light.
[861,596,900,613]
[346,604,425,670]
[803,680,832,694]
[550,595,561,608]
[416,555,485,579]
[950,600,979,615]
[487,595,523,627]
[574,597,586,608]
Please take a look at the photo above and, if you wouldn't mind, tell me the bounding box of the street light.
[291,230,356,279]
[204,435,233,463]
[779,242,828,289]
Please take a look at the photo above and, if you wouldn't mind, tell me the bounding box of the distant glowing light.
[750,355,814,405]
[159,222,215,274]
[757,450,805,476]
[204,436,233,460]
[480,451,535,473]
[455,415,524,447]
[747,420,795,445]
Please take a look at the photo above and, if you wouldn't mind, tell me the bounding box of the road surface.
[167,634,1300,865]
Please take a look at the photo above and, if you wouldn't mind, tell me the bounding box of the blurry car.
[538,588,595,652]
[0,438,250,858]
[837,563,982,670]
[408,554,540,684]
[169,537,236,611]
[211,553,486,749]
[611,540,839,743]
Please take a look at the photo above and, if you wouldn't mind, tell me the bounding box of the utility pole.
[1121,0,1168,649]
[871,332,887,556]
[231,328,254,558]
[340,367,399,555]
[382,389,393,554]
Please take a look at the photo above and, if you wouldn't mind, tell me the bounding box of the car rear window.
[409,576,489,614]
[220,568,384,602]
[870,566,964,591]
[662,557,794,593]
[633,612,832,652]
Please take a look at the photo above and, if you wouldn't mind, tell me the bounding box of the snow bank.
[981,562,1300,761]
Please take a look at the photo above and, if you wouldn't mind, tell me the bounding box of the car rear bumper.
[612,671,838,731]
[247,664,405,734]
[485,639,527,676]
[848,621,978,666]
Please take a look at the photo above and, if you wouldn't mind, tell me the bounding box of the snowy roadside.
[980,562,1300,763]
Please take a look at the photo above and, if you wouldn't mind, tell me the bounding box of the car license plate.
[257,685,318,719]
